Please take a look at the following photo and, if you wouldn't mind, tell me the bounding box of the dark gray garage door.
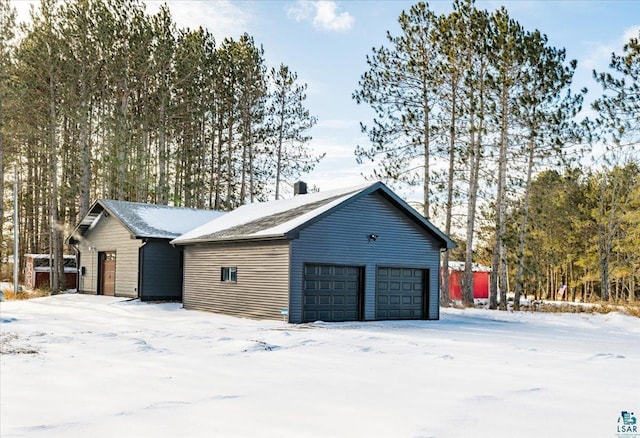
[376,267,426,320]
[303,264,361,322]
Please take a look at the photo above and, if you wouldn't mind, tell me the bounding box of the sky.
[12,0,640,203]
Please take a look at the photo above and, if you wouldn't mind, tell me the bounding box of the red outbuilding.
[24,254,78,290]
[442,261,491,300]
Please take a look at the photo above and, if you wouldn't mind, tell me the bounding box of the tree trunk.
[274,97,285,200]
[214,120,223,210]
[513,140,535,310]
[248,131,254,203]
[79,71,91,217]
[240,132,247,204]
[158,99,168,205]
[209,116,216,209]
[491,84,509,310]
[463,76,485,306]
[462,126,478,305]
[226,118,233,209]
[0,89,4,266]
[441,80,457,306]
[600,250,610,301]
[49,61,64,294]
[422,108,430,219]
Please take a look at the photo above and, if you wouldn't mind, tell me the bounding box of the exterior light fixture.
[368,234,378,242]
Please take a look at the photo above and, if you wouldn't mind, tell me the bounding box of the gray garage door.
[376,267,426,320]
[303,264,361,322]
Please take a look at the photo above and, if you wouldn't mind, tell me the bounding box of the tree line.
[1,0,638,304]
[353,0,639,306]
[509,163,639,304]
[0,0,321,290]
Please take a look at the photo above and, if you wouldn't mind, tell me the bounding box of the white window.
[221,267,237,283]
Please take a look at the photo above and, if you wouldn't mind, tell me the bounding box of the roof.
[68,200,226,243]
[25,254,76,259]
[171,182,456,249]
[446,261,492,272]
[33,267,78,273]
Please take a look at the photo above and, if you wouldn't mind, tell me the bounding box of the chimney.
[294,181,308,195]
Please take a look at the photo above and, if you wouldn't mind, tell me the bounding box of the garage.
[376,267,427,320]
[303,264,362,322]
[174,181,456,322]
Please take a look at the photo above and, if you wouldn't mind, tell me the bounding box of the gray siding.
[139,239,183,301]
[76,214,141,298]
[290,192,442,323]
[183,240,290,320]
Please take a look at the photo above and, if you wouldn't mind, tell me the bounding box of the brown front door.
[99,251,116,296]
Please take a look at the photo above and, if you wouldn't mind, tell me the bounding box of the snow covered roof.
[69,200,226,242]
[33,267,78,273]
[446,261,492,272]
[25,254,76,260]
[172,182,456,249]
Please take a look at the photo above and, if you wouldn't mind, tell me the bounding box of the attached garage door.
[376,267,426,320]
[303,264,362,322]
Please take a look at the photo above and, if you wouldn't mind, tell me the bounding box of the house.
[68,200,224,301]
[171,182,456,323]
[444,261,491,300]
[24,254,78,290]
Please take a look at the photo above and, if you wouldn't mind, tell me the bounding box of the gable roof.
[171,182,456,249]
[68,199,226,243]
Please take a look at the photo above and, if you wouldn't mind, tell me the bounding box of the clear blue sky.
[14,0,640,201]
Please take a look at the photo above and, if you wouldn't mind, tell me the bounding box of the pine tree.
[0,0,16,266]
[235,34,266,205]
[353,2,440,218]
[433,7,464,305]
[265,64,321,200]
[20,0,67,292]
[432,0,491,305]
[592,29,640,149]
[511,31,583,309]
[150,4,175,204]
[591,29,640,300]
[618,175,640,301]
[459,2,491,306]
[172,27,216,207]
[487,7,526,309]
[518,169,587,300]
[57,0,111,216]
[585,163,639,301]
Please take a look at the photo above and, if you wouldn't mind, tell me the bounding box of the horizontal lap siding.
[76,215,141,298]
[290,192,442,323]
[183,240,290,321]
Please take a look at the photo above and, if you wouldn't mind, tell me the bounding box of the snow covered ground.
[1,295,638,438]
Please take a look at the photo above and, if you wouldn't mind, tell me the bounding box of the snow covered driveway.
[1,295,638,438]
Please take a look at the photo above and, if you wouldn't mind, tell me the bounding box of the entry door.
[99,251,116,296]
